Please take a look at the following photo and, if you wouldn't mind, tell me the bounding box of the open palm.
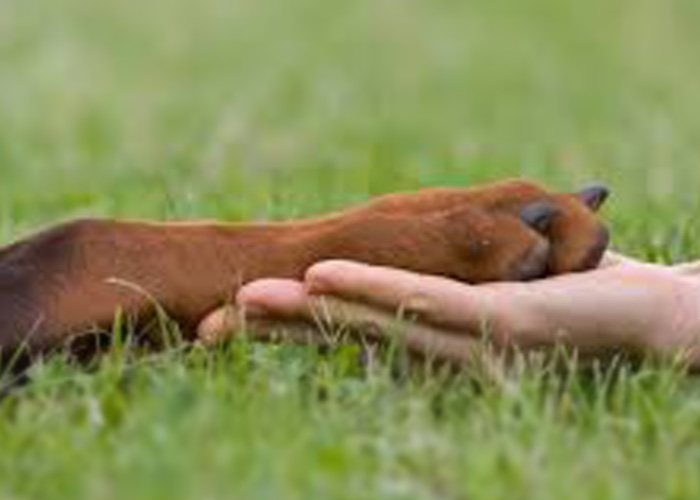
[197,252,700,368]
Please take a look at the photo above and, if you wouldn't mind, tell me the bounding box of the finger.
[197,278,314,344]
[305,296,485,365]
[305,260,434,302]
[196,304,327,346]
[231,275,471,352]
[232,274,488,360]
[200,288,487,365]
[235,279,310,318]
[197,305,241,345]
[304,260,503,331]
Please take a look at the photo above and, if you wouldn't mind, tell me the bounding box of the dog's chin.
[508,239,550,282]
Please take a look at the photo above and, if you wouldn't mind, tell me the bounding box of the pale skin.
[196,251,700,369]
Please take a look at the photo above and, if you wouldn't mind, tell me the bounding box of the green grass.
[2,0,700,498]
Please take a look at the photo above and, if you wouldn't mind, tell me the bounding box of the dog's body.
[0,179,609,359]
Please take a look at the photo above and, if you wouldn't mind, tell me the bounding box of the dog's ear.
[520,202,559,235]
[576,184,609,211]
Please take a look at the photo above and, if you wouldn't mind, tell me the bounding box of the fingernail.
[305,263,335,294]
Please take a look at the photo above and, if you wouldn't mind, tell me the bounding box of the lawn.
[2,0,700,498]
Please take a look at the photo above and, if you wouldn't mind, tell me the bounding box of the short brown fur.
[0,179,609,357]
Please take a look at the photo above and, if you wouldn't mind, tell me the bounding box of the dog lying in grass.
[0,179,609,361]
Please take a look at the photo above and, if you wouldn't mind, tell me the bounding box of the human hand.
[197,252,700,368]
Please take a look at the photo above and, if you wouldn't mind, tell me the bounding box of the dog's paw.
[358,180,611,278]
[311,204,547,283]
[319,180,610,282]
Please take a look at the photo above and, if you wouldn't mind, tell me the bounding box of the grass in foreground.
[3,345,700,500]
[2,0,700,498]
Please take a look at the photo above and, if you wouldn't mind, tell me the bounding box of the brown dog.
[0,179,609,359]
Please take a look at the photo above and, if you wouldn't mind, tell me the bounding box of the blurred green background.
[3,0,700,257]
[2,0,700,499]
